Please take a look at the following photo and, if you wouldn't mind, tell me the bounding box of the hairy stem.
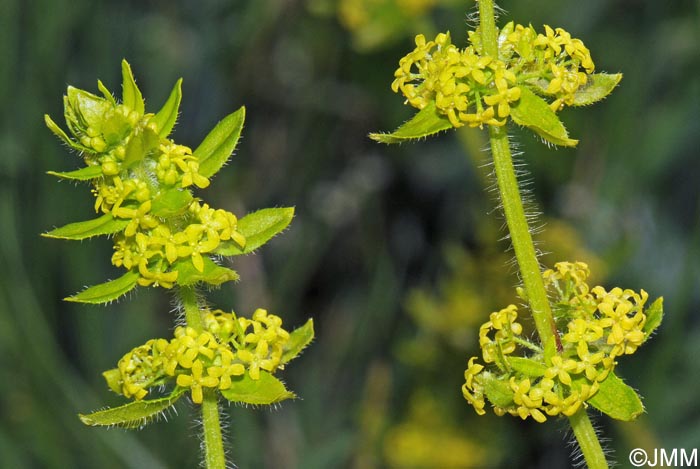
[569,409,608,469]
[487,125,558,360]
[178,286,226,469]
[477,1,608,468]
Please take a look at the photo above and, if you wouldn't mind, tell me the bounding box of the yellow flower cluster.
[462,262,649,423]
[78,100,245,288]
[112,309,291,404]
[391,23,596,126]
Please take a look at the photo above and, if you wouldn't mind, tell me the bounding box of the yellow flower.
[462,357,486,415]
[207,348,245,390]
[174,224,221,272]
[237,340,276,380]
[176,328,218,368]
[544,355,578,386]
[176,359,219,404]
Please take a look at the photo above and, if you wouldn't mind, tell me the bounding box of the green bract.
[44,60,294,303]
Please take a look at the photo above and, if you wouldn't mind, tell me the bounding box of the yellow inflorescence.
[391,23,596,127]
[77,102,246,288]
[113,309,291,404]
[462,262,649,423]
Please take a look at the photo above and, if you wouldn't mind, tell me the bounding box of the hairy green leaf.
[508,356,546,377]
[79,388,185,429]
[572,73,622,107]
[153,78,183,138]
[215,207,294,256]
[67,87,112,132]
[121,60,144,116]
[194,106,246,178]
[42,213,129,240]
[173,257,239,286]
[643,297,663,341]
[97,79,116,105]
[369,101,453,144]
[44,114,89,152]
[150,188,193,218]
[511,86,578,147]
[47,165,103,181]
[220,371,295,405]
[578,372,644,421]
[281,319,314,364]
[65,270,140,304]
[480,371,514,408]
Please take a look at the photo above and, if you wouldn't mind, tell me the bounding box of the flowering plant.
[372,2,662,467]
[44,60,313,468]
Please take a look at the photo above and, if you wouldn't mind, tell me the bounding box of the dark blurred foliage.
[1,0,698,467]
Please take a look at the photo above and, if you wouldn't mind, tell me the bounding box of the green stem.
[569,409,608,469]
[178,286,226,469]
[488,125,558,360]
[477,1,608,468]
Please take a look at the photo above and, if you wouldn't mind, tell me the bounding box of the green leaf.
[508,356,546,377]
[67,87,112,132]
[97,79,116,105]
[510,86,578,147]
[42,213,130,240]
[65,270,140,304]
[79,388,185,429]
[281,319,314,365]
[44,114,89,152]
[173,257,239,286]
[369,101,453,144]
[47,165,103,181]
[150,188,193,218]
[121,60,145,116]
[194,106,246,178]
[220,371,295,405]
[153,78,182,138]
[576,372,644,421]
[215,207,294,256]
[123,126,159,168]
[572,73,622,107]
[480,372,514,408]
[643,297,663,341]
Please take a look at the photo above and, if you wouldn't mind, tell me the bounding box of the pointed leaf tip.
[79,388,185,429]
[572,73,623,107]
[121,59,145,115]
[215,207,294,256]
[153,78,183,138]
[510,86,578,147]
[281,318,314,364]
[42,213,130,240]
[575,372,644,421]
[643,297,663,341]
[65,271,140,304]
[369,101,453,144]
[194,106,246,178]
[220,371,295,405]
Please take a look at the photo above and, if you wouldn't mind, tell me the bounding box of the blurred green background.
[1,0,698,467]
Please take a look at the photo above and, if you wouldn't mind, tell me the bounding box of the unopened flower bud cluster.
[62,88,246,288]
